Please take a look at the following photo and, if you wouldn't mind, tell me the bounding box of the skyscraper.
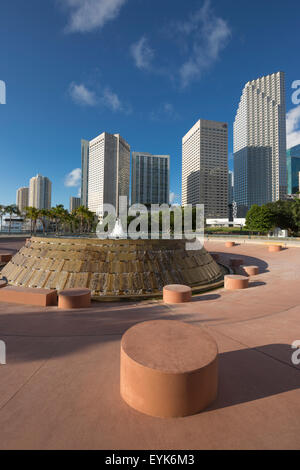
[287,144,300,195]
[182,119,228,218]
[29,174,52,210]
[16,187,29,212]
[131,153,170,206]
[234,71,287,215]
[69,197,81,212]
[81,139,89,208]
[88,132,130,217]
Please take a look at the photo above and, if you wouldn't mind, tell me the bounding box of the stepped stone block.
[0,286,57,306]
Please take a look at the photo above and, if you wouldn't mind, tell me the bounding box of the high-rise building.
[287,144,300,195]
[182,119,228,218]
[16,187,29,213]
[234,71,287,216]
[29,174,52,210]
[81,139,89,207]
[131,153,170,206]
[69,197,81,212]
[88,132,130,217]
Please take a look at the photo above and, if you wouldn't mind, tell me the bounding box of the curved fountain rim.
[30,236,198,246]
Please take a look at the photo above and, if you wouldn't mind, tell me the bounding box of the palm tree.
[50,205,66,234]
[25,207,39,235]
[38,209,50,234]
[0,205,6,232]
[5,205,20,233]
[74,205,88,233]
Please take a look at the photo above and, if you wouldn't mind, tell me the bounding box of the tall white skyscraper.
[16,187,29,212]
[234,71,287,215]
[88,132,130,216]
[131,153,170,205]
[29,174,52,210]
[81,139,89,208]
[182,119,228,218]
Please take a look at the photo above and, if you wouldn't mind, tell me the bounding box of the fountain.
[1,234,226,300]
[1,198,226,300]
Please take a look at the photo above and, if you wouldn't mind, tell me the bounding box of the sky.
[0,0,300,209]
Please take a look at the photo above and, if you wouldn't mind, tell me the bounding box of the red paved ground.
[0,240,300,449]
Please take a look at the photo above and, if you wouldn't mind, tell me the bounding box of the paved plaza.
[0,238,299,449]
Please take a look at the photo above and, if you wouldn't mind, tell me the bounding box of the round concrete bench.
[58,288,91,309]
[0,253,12,263]
[230,258,244,268]
[120,320,218,418]
[163,285,192,304]
[268,245,282,253]
[210,253,220,262]
[224,275,249,290]
[241,265,259,276]
[225,242,235,248]
[0,280,7,289]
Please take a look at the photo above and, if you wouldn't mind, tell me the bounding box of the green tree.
[245,204,274,234]
[25,207,39,235]
[0,205,6,232]
[37,209,50,234]
[5,204,20,233]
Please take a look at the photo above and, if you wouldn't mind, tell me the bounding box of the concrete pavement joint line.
[0,358,51,413]
[0,333,127,338]
[207,303,300,327]
[206,325,300,373]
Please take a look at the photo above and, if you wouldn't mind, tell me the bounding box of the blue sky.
[1,0,300,208]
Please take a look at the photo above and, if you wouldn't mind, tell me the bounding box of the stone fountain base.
[1,237,225,300]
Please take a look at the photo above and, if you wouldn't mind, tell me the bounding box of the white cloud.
[69,82,128,113]
[287,105,300,148]
[178,0,231,88]
[130,36,154,70]
[150,102,179,122]
[65,168,82,187]
[69,82,97,106]
[102,88,122,111]
[130,1,231,88]
[169,192,181,205]
[61,0,127,33]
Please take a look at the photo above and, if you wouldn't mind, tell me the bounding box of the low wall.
[205,235,300,248]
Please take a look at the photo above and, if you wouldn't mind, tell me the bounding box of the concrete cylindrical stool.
[225,242,235,248]
[0,253,12,263]
[58,288,91,309]
[210,253,220,262]
[163,285,192,304]
[120,320,218,418]
[268,245,282,253]
[230,258,244,268]
[241,265,259,276]
[224,275,249,290]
